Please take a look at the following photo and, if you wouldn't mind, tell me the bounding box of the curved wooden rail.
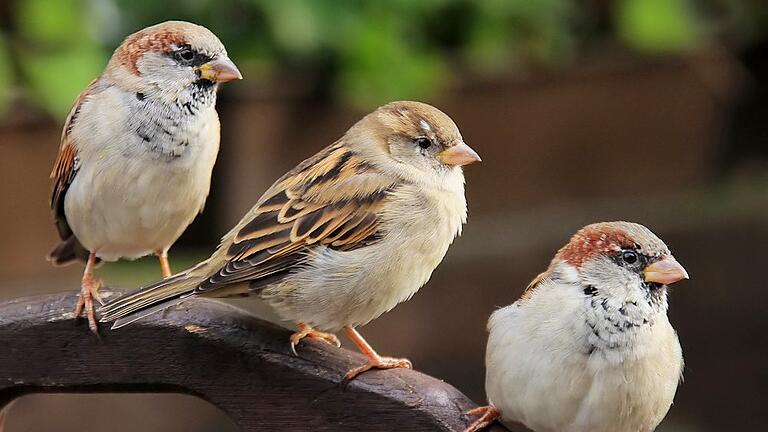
[0,290,509,431]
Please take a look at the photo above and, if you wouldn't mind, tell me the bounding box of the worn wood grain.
[0,290,509,431]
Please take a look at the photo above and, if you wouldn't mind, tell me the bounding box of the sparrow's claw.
[341,326,412,384]
[463,405,501,432]
[74,273,101,336]
[91,278,104,306]
[342,356,412,384]
[290,323,341,355]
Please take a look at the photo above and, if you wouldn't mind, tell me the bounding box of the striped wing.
[196,142,396,292]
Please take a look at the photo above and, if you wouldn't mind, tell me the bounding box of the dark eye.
[175,47,196,64]
[415,137,432,149]
[621,250,638,265]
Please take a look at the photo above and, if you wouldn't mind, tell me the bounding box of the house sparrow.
[465,222,688,432]
[48,21,242,334]
[100,100,481,380]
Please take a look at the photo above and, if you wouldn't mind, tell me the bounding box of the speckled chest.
[581,287,667,358]
[125,85,217,161]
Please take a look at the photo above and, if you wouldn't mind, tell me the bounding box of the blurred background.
[1,0,767,431]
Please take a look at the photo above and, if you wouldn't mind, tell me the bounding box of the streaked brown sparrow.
[48,21,241,334]
[100,100,481,381]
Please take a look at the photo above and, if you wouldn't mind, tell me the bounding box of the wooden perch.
[0,290,509,431]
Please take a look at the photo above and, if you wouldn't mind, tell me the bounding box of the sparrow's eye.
[621,250,638,265]
[415,137,432,149]
[174,47,196,64]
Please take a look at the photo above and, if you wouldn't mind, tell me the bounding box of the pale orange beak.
[437,142,481,166]
[199,56,242,83]
[643,256,689,285]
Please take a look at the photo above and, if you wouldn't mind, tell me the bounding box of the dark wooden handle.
[0,290,509,431]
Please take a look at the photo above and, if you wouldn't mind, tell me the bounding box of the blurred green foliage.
[617,0,701,52]
[0,0,765,118]
[0,34,13,118]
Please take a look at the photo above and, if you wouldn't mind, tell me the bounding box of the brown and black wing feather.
[101,141,397,326]
[48,78,103,266]
[197,142,393,292]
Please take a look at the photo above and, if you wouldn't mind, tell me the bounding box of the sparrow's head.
[552,221,688,307]
[350,101,481,183]
[106,21,241,103]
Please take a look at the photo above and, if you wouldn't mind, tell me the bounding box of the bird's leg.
[342,326,412,383]
[290,322,341,355]
[74,252,102,335]
[156,249,174,320]
[463,406,501,432]
[155,249,172,278]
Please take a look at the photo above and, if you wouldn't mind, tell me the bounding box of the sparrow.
[48,21,242,334]
[465,222,688,432]
[100,100,481,381]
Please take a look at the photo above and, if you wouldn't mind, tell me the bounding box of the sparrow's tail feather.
[99,261,212,328]
[109,296,189,329]
[47,236,98,267]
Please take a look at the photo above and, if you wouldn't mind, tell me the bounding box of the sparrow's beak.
[643,256,689,285]
[437,142,482,166]
[198,56,242,83]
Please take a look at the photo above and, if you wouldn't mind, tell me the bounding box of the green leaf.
[617,0,701,53]
[21,47,105,119]
[0,34,14,117]
[17,0,90,45]
[260,0,324,56]
[464,11,515,71]
[337,11,446,108]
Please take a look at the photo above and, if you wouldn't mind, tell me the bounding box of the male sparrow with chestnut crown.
[101,101,481,380]
[465,222,688,432]
[48,21,242,334]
